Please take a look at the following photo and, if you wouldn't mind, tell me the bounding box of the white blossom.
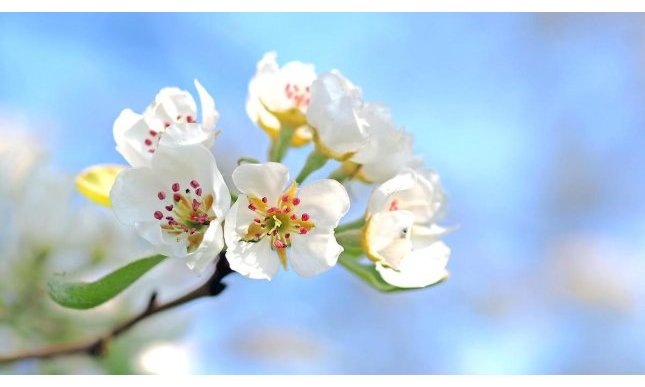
[306,71,369,160]
[113,80,218,167]
[364,168,450,287]
[224,162,350,280]
[349,103,420,183]
[246,51,316,146]
[110,143,230,274]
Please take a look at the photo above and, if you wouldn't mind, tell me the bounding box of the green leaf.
[48,255,167,309]
[338,254,445,293]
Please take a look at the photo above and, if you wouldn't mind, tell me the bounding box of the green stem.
[269,126,295,162]
[328,166,351,183]
[335,217,365,234]
[335,228,363,257]
[295,148,329,184]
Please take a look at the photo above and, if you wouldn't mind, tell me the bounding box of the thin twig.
[0,254,233,365]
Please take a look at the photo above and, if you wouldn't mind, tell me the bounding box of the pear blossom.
[113,79,218,167]
[246,51,317,147]
[306,71,369,160]
[110,143,230,274]
[363,168,450,288]
[224,162,350,280]
[347,103,420,183]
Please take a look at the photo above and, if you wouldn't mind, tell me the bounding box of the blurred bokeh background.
[1,13,645,374]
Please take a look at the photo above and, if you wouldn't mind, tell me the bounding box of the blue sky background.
[2,13,645,374]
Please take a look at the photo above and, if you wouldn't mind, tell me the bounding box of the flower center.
[284,83,311,109]
[242,182,315,268]
[143,115,195,154]
[153,179,215,251]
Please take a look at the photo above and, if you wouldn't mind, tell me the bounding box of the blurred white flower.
[136,342,192,375]
[0,130,47,198]
[348,103,420,183]
[246,51,316,147]
[224,162,349,280]
[113,80,219,167]
[306,71,369,160]
[364,168,450,288]
[110,143,230,274]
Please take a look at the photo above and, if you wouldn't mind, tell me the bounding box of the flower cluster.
[78,52,451,290]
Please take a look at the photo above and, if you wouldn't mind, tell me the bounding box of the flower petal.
[296,179,350,229]
[224,200,279,280]
[376,240,450,288]
[151,87,197,123]
[289,229,342,277]
[184,222,224,275]
[232,162,289,201]
[110,167,165,225]
[363,210,415,269]
[307,71,368,156]
[194,79,219,132]
[113,109,154,167]
[151,143,230,219]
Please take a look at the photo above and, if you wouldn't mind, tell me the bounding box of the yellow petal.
[75,164,126,207]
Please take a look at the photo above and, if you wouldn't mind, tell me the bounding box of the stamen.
[154,211,163,220]
[292,197,300,206]
[144,139,153,146]
[301,213,310,221]
[248,204,257,211]
[149,130,158,136]
[190,180,200,188]
[274,240,286,249]
[299,227,308,234]
[262,197,268,203]
[172,183,180,192]
[196,188,202,196]
[290,214,297,220]
[192,199,200,211]
[173,193,181,202]
[158,192,166,200]
[165,205,173,211]
[281,194,289,202]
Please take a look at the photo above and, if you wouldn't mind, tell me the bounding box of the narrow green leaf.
[48,255,167,309]
[338,254,445,293]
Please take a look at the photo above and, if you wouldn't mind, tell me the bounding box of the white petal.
[232,162,289,200]
[110,167,165,225]
[152,87,197,123]
[289,229,342,277]
[113,109,153,167]
[296,179,350,229]
[224,200,279,280]
[366,168,445,224]
[364,210,415,269]
[151,143,230,219]
[135,221,187,258]
[160,123,211,147]
[306,71,368,155]
[185,223,224,275]
[352,103,415,183]
[376,241,450,288]
[366,171,416,214]
[194,79,219,132]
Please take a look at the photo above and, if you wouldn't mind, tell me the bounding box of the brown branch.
[0,254,233,365]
